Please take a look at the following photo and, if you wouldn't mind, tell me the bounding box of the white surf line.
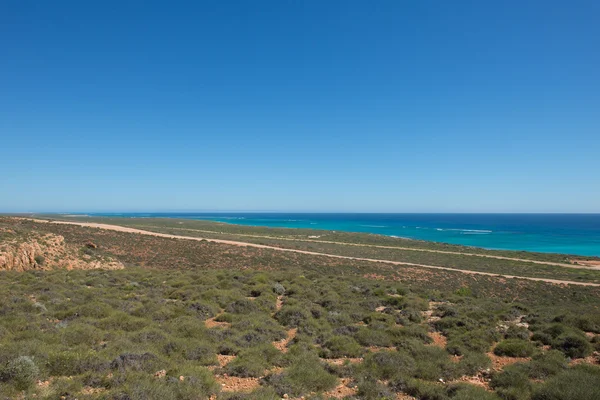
[109,224,595,270]
[21,218,600,287]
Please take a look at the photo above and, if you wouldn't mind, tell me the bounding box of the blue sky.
[1,1,599,213]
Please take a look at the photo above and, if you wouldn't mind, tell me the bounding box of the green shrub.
[184,343,218,365]
[61,322,102,346]
[47,350,107,376]
[572,314,600,334]
[447,383,501,400]
[171,316,207,339]
[457,351,491,376]
[225,344,281,377]
[320,335,362,358]
[505,325,530,340]
[447,329,495,355]
[402,377,449,400]
[1,356,39,390]
[532,365,600,400]
[490,363,531,393]
[553,333,592,359]
[276,306,310,327]
[224,386,281,400]
[356,377,395,399]
[215,312,234,323]
[355,327,393,347]
[494,339,536,357]
[527,350,568,379]
[272,283,286,295]
[265,352,336,397]
[96,312,148,332]
[227,299,259,314]
[361,350,415,380]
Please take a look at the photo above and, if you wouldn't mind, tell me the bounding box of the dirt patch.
[323,378,357,398]
[570,259,600,269]
[368,346,396,353]
[205,316,231,329]
[273,328,297,353]
[323,357,363,366]
[217,355,236,367]
[275,295,284,311]
[456,374,491,390]
[81,386,106,395]
[396,393,417,400]
[428,331,447,348]
[487,352,530,370]
[570,352,600,366]
[216,375,260,392]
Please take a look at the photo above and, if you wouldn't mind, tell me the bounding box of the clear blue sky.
[1,1,599,213]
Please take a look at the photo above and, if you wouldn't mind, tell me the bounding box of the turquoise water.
[88,213,600,256]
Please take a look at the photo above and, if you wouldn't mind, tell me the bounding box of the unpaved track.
[123,225,599,270]
[22,218,600,287]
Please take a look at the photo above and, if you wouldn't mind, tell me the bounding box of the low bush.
[225,344,281,377]
[320,335,362,358]
[0,356,39,390]
[265,352,336,397]
[47,350,107,376]
[553,333,592,359]
[490,363,532,394]
[227,299,259,314]
[361,350,415,380]
[276,306,310,328]
[532,365,600,400]
[527,350,568,379]
[356,377,395,399]
[505,325,530,340]
[494,339,536,357]
[457,351,491,376]
[447,383,501,400]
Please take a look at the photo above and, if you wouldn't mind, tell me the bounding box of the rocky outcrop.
[0,232,123,271]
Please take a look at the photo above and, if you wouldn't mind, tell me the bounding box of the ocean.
[83,213,600,257]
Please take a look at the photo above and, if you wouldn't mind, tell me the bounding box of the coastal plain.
[0,216,599,400]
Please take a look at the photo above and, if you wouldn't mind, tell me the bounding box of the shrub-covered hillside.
[0,267,599,400]
[0,217,599,399]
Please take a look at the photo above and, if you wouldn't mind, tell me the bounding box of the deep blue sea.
[82,213,600,256]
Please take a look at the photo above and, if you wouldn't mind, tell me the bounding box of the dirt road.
[23,218,600,287]
[124,224,599,270]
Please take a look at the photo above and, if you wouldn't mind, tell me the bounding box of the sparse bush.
[1,356,39,390]
[505,325,530,340]
[532,365,600,400]
[272,283,286,295]
[356,377,395,399]
[527,350,568,379]
[490,363,532,394]
[265,352,336,397]
[361,350,415,380]
[447,383,501,400]
[276,306,310,327]
[227,299,259,314]
[225,344,281,377]
[457,351,491,376]
[553,333,592,359]
[47,350,107,376]
[320,335,362,358]
[494,339,536,357]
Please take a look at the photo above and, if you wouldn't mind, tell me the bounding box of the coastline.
[14,217,600,286]
[54,212,600,258]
